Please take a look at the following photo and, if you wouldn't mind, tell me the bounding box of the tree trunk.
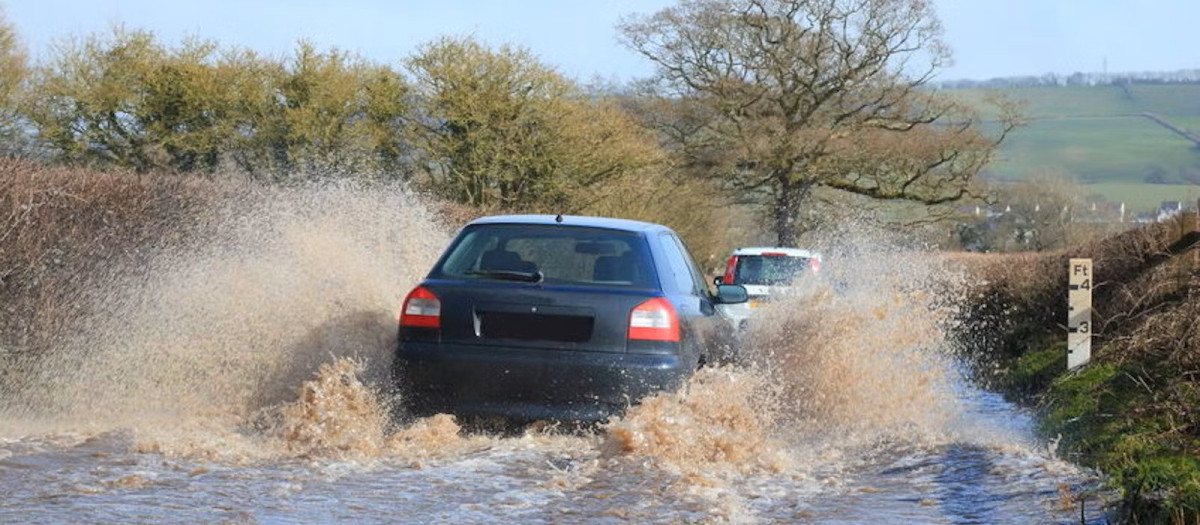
[772,179,808,246]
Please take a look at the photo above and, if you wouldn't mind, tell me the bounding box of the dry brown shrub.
[424,199,484,231]
[0,159,228,353]
[1114,292,1200,366]
[953,215,1198,380]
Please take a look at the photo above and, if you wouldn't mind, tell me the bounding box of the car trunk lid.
[424,280,655,352]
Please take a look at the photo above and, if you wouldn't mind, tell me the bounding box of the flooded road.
[0,383,1107,524]
[0,185,1110,523]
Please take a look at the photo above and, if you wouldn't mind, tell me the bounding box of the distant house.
[962,199,1131,225]
[961,204,1008,219]
[1134,212,1159,224]
[1158,201,1183,222]
[1076,201,1127,224]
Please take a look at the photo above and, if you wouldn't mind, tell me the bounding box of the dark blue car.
[393,214,747,422]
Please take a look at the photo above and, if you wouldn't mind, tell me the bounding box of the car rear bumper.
[394,342,694,421]
[716,297,765,328]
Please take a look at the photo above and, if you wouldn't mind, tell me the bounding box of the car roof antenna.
[555,213,563,223]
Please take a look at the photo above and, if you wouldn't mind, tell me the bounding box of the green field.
[1087,182,1200,213]
[1174,117,1200,133]
[955,84,1200,119]
[991,116,1200,183]
[953,84,1200,213]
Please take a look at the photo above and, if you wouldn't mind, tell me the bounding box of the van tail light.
[722,255,738,284]
[810,257,821,274]
[628,297,679,342]
[400,286,441,328]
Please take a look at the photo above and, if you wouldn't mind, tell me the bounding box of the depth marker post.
[1067,258,1092,369]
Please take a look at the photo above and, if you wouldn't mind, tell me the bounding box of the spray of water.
[600,225,969,480]
[271,358,473,462]
[1,186,978,478]
[0,181,451,454]
[602,367,790,472]
[749,250,961,438]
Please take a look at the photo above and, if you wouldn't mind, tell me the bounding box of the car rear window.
[431,224,657,289]
[733,255,811,285]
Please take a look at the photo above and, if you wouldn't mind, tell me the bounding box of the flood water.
[0,382,1110,524]
[0,185,1111,523]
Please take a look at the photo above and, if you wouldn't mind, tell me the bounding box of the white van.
[713,247,822,330]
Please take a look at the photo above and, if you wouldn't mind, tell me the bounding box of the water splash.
[269,357,473,461]
[0,181,448,442]
[741,256,961,443]
[0,193,1107,522]
[602,367,789,474]
[601,229,967,470]
[0,189,1025,466]
[275,359,390,458]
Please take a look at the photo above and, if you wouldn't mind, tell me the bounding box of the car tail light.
[400,286,441,328]
[628,297,679,342]
[810,257,821,274]
[762,252,787,257]
[722,255,738,284]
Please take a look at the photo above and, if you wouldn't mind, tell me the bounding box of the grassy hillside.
[996,117,1199,182]
[956,84,1200,119]
[1175,117,1200,134]
[1087,182,1200,213]
[952,84,1200,212]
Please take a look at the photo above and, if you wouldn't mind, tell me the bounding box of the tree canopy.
[406,36,663,211]
[24,29,411,179]
[0,8,28,155]
[234,41,411,179]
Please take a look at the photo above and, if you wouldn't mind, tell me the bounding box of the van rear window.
[432,225,657,289]
[733,255,811,285]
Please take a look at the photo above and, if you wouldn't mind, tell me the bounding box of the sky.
[3,0,1198,82]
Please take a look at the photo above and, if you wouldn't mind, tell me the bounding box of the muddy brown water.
[0,381,1110,524]
[0,185,1110,523]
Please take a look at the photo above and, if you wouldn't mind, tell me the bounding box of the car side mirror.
[713,276,723,285]
[715,284,748,304]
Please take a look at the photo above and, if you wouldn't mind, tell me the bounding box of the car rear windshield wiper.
[466,269,544,283]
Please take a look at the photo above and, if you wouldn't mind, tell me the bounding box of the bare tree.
[620,0,1018,245]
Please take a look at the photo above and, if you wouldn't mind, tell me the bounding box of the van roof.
[730,247,822,258]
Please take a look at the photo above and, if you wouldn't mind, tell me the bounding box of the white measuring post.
[1067,258,1093,369]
